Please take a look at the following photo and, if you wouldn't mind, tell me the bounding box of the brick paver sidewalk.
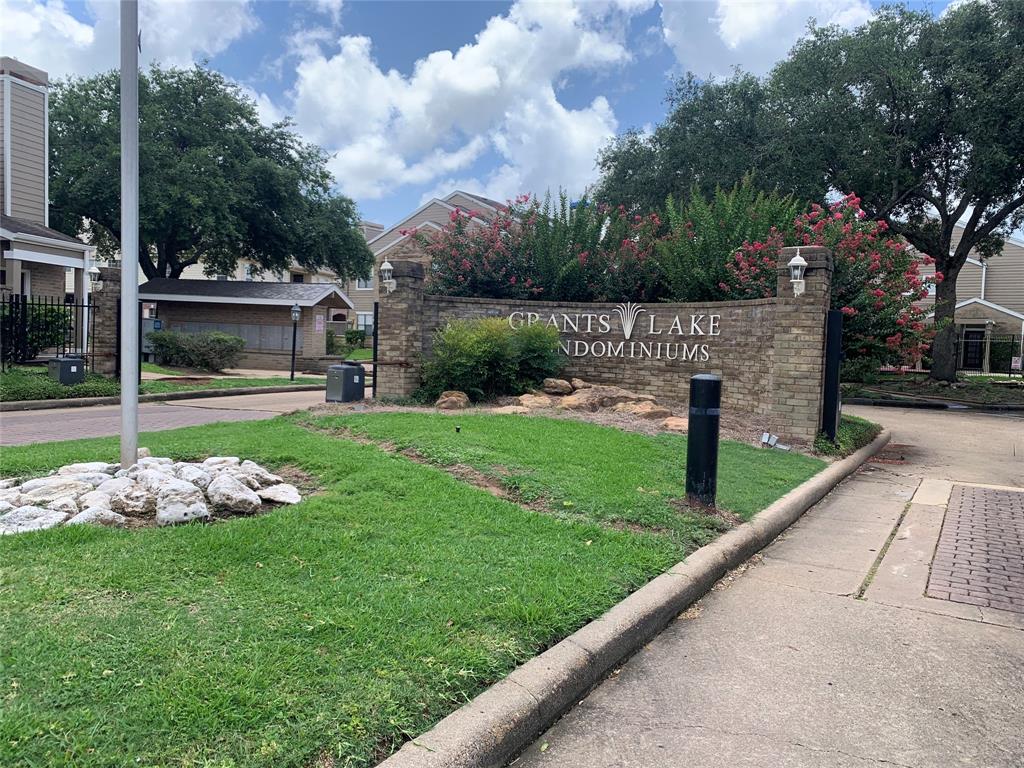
[927,485,1024,613]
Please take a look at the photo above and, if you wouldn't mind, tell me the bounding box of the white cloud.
[660,0,873,76]
[0,0,259,79]
[279,0,635,202]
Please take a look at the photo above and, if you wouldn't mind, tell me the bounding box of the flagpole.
[119,0,139,468]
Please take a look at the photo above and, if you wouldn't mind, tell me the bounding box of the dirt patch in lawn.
[305,399,765,447]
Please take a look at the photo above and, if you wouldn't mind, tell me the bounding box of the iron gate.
[0,294,96,372]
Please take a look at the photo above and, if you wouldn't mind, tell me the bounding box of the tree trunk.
[929,265,959,382]
[139,241,158,280]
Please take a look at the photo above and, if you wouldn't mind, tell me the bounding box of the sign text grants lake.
[508,302,722,362]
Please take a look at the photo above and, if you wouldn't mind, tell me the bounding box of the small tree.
[722,194,940,373]
[658,176,803,302]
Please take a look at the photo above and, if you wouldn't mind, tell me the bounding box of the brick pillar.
[90,266,121,375]
[770,246,833,444]
[376,260,425,398]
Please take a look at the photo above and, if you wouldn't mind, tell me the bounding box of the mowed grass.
[295,411,825,550]
[0,414,823,767]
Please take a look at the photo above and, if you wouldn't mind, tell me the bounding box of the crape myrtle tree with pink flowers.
[418,187,938,376]
[721,194,941,378]
[418,192,663,303]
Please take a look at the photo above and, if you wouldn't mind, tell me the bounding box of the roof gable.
[138,278,354,308]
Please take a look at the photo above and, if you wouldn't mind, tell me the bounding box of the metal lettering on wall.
[508,302,720,362]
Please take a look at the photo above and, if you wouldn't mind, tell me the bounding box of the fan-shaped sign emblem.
[613,302,646,340]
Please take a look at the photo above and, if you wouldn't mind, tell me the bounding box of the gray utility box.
[326,363,364,403]
[48,357,86,386]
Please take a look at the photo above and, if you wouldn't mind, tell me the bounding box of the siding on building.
[6,79,47,223]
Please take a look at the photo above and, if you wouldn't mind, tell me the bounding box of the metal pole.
[371,300,379,399]
[685,374,721,508]
[290,319,298,381]
[119,0,139,468]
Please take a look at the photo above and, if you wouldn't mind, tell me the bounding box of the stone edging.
[377,429,892,768]
[0,384,327,412]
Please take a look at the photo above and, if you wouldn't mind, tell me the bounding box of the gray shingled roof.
[1,214,91,248]
[139,278,353,308]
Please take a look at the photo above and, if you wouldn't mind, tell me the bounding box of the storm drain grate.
[926,485,1024,614]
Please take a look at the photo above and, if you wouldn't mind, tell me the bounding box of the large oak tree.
[49,64,373,281]
[597,1,1024,380]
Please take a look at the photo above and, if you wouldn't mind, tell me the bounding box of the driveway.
[0,390,327,446]
[515,406,1024,768]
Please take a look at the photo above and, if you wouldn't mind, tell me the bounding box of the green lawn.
[0,367,324,402]
[813,415,883,457]
[0,414,823,767]
[140,361,185,376]
[346,347,373,361]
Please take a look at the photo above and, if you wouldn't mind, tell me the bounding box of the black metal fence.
[0,294,96,372]
[955,333,1022,375]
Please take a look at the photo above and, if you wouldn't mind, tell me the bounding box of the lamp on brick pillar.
[770,246,834,444]
[788,250,807,297]
[376,260,425,398]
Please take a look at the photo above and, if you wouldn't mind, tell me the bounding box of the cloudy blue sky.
[5,0,952,227]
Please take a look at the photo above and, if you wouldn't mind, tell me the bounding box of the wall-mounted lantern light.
[380,260,397,295]
[788,250,808,297]
[88,265,103,292]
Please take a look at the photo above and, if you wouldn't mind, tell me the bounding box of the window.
[214,274,228,281]
[244,265,256,282]
[290,272,305,283]
[356,276,373,290]
[356,312,374,334]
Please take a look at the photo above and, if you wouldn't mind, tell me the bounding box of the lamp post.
[290,303,301,381]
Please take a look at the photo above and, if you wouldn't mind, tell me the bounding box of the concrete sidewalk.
[515,406,1024,768]
[0,390,326,445]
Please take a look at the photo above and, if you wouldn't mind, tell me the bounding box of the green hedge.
[0,368,120,402]
[418,317,564,402]
[146,330,245,372]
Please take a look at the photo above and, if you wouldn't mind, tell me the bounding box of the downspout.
[980,259,987,300]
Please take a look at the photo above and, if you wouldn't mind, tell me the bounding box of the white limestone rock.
[19,478,93,504]
[206,474,261,515]
[0,478,23,490]
[58,462,119,476]
[114,468,131,478]
[137,447,152,458]
[155,479,209,526]
[257,484,302,505]
[79,490,113,510]
[0,506,69,535]
[0,487,22,505]
[225,469,261,490]
[67,507,128,527]
[136,468,175,493]
[0,500,14,514]
[174,464,213,490]
[110,486,156,517]
[203,456,240,469]
[239,460,283,488]
[137,457,173,471]
[46,496,80,516]
[63,472,116,488]
[96,477,134,496]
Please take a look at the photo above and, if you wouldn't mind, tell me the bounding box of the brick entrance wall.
[377,247,832,443]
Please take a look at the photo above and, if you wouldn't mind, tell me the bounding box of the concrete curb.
[378,430,892,768]
[845,396,1024,412]
[0,384,327,412]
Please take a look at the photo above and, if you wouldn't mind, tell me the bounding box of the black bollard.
[686,374,721,508]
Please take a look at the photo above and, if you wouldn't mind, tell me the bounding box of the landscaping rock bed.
[0,457,302,535]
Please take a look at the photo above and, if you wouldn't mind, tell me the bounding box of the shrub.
[146,330,245,372]
[418,318,563,402]
[0,367,119,402]
[344,329,367,347]
[0,303,70,363]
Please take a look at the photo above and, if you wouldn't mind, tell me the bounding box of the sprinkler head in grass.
[455,425,461,433]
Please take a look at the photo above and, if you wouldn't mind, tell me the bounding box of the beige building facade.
[0,57,94,303]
